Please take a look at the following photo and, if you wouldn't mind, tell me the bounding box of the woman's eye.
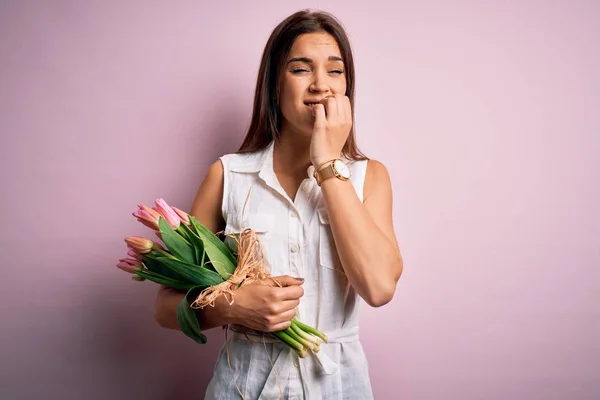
[291,68,344,75]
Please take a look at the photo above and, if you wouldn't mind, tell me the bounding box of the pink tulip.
[116,258,142,273]
[132,209,160,230]
[172,206,190,226]
[139,204,161,218]
[124,236,154,254]
[154,198,181,229]
[127,249,141,259]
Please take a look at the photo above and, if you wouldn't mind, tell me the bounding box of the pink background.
[1,1,599,399]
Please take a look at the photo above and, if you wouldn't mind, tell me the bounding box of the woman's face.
[279,32,347,137]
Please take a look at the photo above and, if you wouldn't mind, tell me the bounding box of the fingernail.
[295,277,304,282]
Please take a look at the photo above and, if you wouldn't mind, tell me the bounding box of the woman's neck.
[273,130,312,177]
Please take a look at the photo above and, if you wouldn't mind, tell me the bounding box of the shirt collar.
[229,140,275,174]
[230,140,316,179]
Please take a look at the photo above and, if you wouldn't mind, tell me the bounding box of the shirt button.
[301,181,311,192]
[290,244,300,253]
[291,211,299,219]
[293,359,299,368]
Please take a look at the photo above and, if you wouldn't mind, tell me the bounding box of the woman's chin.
[280,119,313,138]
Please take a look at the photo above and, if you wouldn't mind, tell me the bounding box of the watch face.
[333,159,351,179]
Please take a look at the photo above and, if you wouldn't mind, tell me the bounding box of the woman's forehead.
[288,32,342,60]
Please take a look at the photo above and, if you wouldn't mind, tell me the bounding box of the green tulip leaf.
[177,286,208,344]
[134,269,194,292]
[189,216,237,280]
[178,221,206,265]
[141,254,187,282]
[154,256,224,287]
[158,217,195,264]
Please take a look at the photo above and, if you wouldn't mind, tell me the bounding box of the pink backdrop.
[1,1,599,399]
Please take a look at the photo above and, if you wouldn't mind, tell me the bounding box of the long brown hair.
[237,9,367,161]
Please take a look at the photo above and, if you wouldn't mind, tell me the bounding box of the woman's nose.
[309,71,330,93]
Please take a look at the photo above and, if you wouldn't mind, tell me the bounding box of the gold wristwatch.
[313,158,351,186]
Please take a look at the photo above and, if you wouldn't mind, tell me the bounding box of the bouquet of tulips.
[116,198,327,358]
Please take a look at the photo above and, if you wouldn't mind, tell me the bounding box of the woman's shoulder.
[219,149,260,163]
[362,158,393,201]
[339,156,390,202]
[219,146,271,173]
[365,158,389,176]
[344,156,391,179]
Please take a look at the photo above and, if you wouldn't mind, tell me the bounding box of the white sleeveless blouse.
[204,141,374,400]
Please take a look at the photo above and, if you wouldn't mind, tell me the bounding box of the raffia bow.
[190,227,281,309]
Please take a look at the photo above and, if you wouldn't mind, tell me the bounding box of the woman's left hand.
[310,94,352,167]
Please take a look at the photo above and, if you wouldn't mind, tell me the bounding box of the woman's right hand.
[225,275,305,332]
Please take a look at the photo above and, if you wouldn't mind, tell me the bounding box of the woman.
[154,9,403,399]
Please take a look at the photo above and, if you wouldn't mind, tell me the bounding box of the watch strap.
[315,163,336,185]
[313,158,348,186]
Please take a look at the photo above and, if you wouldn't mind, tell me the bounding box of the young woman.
[154,9,403,399]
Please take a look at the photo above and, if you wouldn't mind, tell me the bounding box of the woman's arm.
[310,95,403,307]
[319,159,403,307]
[154,285,233,330]
[153,160,305,332]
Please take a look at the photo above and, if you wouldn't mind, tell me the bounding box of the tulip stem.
[285,327,315,351]
[153,247,178,260]
[291,321,319,345]
[271,331,307,358]
[292,319,328,343]
[175,226,192,245]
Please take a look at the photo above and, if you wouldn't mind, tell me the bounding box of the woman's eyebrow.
[287,56,344,64]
